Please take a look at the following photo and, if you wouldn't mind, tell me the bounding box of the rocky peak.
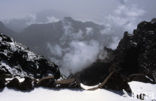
[116,19,156,79]
[0,33,60,79]
[77,19,156,93]
[0,33,61,91]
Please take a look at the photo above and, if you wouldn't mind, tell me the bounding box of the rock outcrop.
[0,33,60,91]
[77,19,156,93]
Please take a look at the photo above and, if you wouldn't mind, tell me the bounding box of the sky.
[0,0,117,21]
[0,0,156,23]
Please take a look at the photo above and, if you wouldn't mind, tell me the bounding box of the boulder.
[7,78,20,90]
[19,77,34,91]
[37,77,55,88]
[0,77,5,91]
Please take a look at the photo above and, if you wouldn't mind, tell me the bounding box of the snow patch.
[80,83,100,90]
[15,76,25,83]
[0,88,135,101]
[129,81,156,101]
[0,62,27,77]
[27,51,37,61]
[9,42,17,52]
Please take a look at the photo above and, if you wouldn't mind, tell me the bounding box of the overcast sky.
[0,0,156,23]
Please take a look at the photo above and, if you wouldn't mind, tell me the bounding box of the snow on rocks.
[129,81,156,101]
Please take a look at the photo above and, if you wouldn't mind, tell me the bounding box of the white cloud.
[47,16,60,23]
[61,40,100,75]
[106,4,145,33]
[86,27,93,35]
[102,2,146,50]
[47,43,63,57]
[108,37,120,50]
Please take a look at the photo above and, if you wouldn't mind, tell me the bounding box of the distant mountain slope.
[19,17,109,54]
[1,17,116,75]
[0,21,17,37]
[16,17,115,74]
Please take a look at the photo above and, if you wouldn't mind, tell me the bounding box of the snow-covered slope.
[129,81,156,101]
[0,81,156,101]
[0,88,134,101]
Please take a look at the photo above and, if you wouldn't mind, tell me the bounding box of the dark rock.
[76,19,156,93]
[104,73,132,93]
[19,77,34,91]
[129,74,154,83]
[7,78,20,90]
[0,77,5,91]
[137,93,146,100]
[0,33,60,91]
[0,33,60,79]
[57,82,80,89]
[115,20,156,82]
[37,77,55,88]
[56,76,81,89]
[0,34,13,42]
[56,83,80,89]
[6,77,34,91]
[78,60,110,86]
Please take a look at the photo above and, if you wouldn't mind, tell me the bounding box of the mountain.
[0,21,17,37]
[2,17,118,75]
[17,17,113,62]
[0,33,60,91]
[77,19,156,94]
[0,18,156,100]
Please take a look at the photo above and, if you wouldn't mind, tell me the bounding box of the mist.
[0,0,156,75]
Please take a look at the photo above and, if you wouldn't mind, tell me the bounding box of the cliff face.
[78,19,156,93]
[115,19,156,81]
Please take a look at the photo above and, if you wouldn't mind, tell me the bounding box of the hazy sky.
[0,0,155,23]
[0,0,117,20]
